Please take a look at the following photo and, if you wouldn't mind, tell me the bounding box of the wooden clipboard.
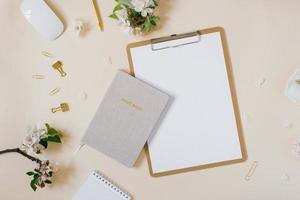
[127,27,247,177]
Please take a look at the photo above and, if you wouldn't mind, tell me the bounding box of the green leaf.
[109,13,119,20]
[30,183,37,191]
[30,179,37,191]
[39,139,48,148]
[44,135,61,143]
[26,172,35,176]
[44,180,52,184]
[45,123,60,135]
[113,4,123,12]
[142,16,159,32]
[143,17,155,32]
[118,0,131,7]
[150,16,160,25]
[48,128,59,136]
[33,174,39,179]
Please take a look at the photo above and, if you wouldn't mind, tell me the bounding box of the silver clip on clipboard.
[151,31,201,51]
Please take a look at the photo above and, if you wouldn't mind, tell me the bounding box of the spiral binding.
[92,171,132,200]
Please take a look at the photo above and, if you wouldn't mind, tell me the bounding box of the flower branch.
[0,148,41,163]
[0,123,62,191]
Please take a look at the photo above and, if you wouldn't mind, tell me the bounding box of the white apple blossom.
[131,0,155,17]
[115,9,130,27]
[141,8,153,17]
[20,124,48,155]
[131,0,144,12]
[131,0,155,13]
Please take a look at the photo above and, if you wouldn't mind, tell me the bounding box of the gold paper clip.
[245,161,258,181]
[51,103,70,113]
[49,88,61,96]
[296,79,300,85]
[32,75,45,79]
[52,61,67,77]
[41,51,53,58]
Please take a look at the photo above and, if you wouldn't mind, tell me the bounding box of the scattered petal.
[78,91,88,101]
[254,77,266,87]
[72,19,84,37]
[242,114,250,122]
[283,122,293,129]
[281,174,290,182]
[102,56,113,66]
[285,69,300,104]
[292,138,300,156]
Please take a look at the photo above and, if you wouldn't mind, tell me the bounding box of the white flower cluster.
[20,124,48,155]
[27,160,58,189]
[38,160,57,184]
[115,9,129,27]
[131,0,155,17]
[113,0,158,34]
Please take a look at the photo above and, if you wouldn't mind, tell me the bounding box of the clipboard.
[127,27,247,177]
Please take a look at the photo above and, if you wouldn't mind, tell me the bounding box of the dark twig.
[0,148,41,164]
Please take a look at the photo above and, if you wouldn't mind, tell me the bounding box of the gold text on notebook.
[121,98,142,111]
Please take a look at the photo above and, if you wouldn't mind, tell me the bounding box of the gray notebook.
[82,71,169,167]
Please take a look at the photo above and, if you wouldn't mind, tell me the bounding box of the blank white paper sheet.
[128,28,244,176]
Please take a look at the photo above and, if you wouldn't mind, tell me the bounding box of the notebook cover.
[82,71,169,167]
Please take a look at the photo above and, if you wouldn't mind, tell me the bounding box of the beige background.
[1,0,300,199]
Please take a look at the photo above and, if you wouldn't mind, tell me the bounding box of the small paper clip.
[41,51,53,58]
[32,75,45,79]
[49,88,61,96]
[52,61,67,77]
[245,161,258,181]
[51,103,70,113]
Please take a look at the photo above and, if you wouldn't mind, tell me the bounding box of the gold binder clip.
[296,79,300,85]
[51,103,70,113]
[52,61,67,77]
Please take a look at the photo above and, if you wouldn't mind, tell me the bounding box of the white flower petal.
[115,9,128,23]
[141,10,147,17]
[23,135,33,146]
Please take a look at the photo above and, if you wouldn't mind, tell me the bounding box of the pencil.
[92,0,104,31]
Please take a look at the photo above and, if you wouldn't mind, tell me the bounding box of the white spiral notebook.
[73,171,132,200]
